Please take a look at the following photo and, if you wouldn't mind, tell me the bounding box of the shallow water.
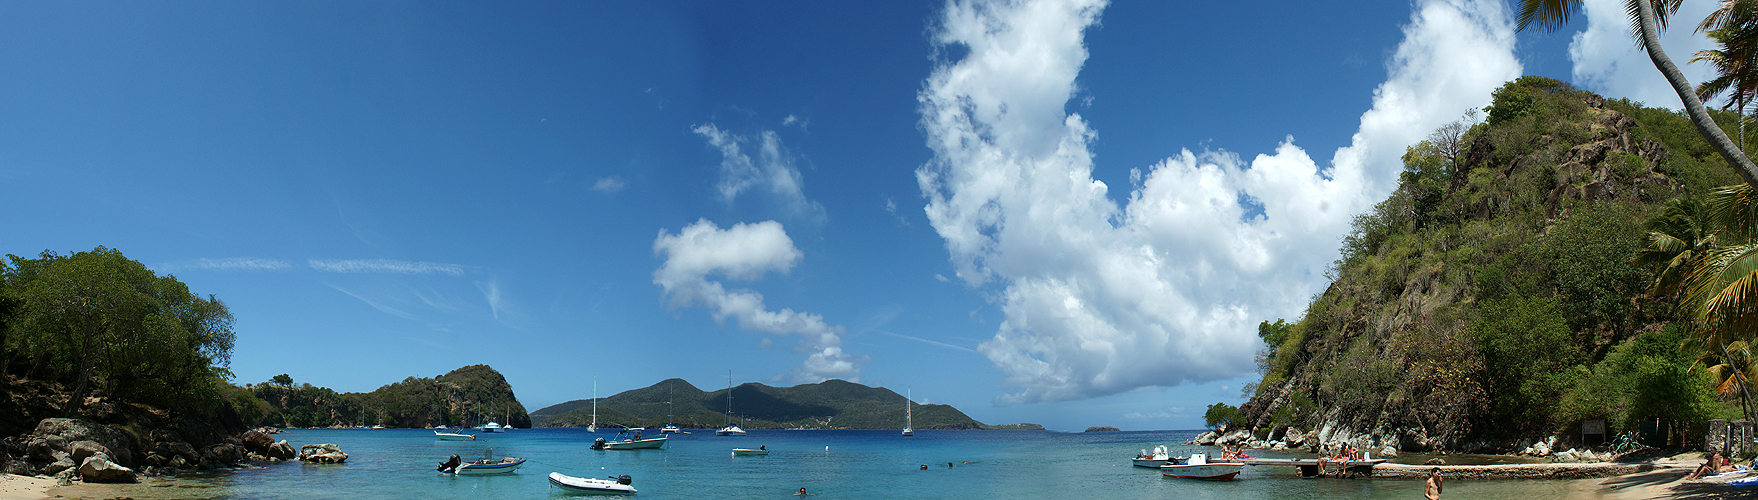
[54,428,1596,499]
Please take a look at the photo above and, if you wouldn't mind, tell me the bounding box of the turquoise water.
[123,428,1590,499]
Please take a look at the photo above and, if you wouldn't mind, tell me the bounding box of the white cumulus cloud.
[652,218,864,383]
[916,0,1520,403]
[1568,0,1718,108]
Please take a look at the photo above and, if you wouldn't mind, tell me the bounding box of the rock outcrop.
[75,456,136,483]
[298,443,348,464]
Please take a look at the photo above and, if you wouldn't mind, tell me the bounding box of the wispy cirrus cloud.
[693,124,826,222]
[308,259,465,276]
[157,257,292,273]
[592,176,628,194]
[325,283,422,322]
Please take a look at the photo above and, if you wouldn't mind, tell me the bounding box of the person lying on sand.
[1688,449,1739,480]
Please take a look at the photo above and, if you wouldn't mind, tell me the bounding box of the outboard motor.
[590,437,608,450]
[437,455,461,472]
[614,474,633,485]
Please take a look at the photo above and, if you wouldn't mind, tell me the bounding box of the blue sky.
[0,0,1722,431]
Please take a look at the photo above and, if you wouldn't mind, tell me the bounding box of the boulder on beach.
[33,418,134,467]
[1377,445,1398,458]
[1191,431,1218,445]
[68,441,113,465]
[242,430,273,451]
[77,456,137,483]
[299,443,348,464]
[267,440,297,460]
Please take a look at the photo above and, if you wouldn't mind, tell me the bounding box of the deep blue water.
[118,428,1587,499]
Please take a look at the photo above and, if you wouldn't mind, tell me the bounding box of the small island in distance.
[531,377,1043,431]
[1084,426,1120,432]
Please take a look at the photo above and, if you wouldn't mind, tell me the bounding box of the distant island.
[532,378,1042,431]
[1084,426,1120,432]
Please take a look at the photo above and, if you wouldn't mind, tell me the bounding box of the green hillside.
[238,364,530,429]
[1236,76,1744,453]
[534,378,1027,430]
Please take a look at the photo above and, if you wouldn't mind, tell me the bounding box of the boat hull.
[731,449,769,456]
[434,431,476,441]
[600,437,667,450]
[450,458,525,475]
[548,472,636,494]
[1161,463,1244,481]
[1131,457,1170,468]
[660,426,680,434]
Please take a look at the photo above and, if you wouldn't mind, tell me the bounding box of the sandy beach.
[0,475,53,500]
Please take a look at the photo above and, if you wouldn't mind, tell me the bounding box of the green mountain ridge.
[533,378,1037,430]
[235,364,530,429]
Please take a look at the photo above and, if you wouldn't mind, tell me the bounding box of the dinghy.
[548,472,636,494]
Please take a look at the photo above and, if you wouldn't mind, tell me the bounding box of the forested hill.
[533,378,1033,430]
[1237,76,1743,453]
[235,364,530,429]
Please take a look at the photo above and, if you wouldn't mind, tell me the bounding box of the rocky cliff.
[1237,76,1739,454]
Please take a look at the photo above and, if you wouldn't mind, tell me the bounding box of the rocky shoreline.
[1,416,345,491]
[1187,427,1624,464]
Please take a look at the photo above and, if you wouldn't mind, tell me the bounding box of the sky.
[0,0,1727,431]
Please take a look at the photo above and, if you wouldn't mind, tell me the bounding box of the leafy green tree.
[6,247,235,412]
[1517,0,1758,187]
[272,374,294,387]
[1204,402,1246,432]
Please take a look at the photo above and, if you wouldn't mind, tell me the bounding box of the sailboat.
[587,376,598,433]
[661,386,680,434]
[716,371,746,436]
[902,387,914,437]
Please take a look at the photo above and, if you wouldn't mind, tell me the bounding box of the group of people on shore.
[1315,442,1363,476]
[1688,448,1745,480]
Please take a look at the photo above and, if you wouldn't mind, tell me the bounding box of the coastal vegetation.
[1234,75,1757,452]
[0,247,239,437]
[239,364,531,429]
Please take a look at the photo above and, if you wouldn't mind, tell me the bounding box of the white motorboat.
[481,421,505,433]
[591,432,667,450]
[548,472,636,494]
[1161,453,1244,481]
[434,430,477,441]
[1132,445,1172,467]
[661,425,680,434]
[902,387,914,437]
[717,370,747,436]
[731,447,769,456]
[440,456,525,475]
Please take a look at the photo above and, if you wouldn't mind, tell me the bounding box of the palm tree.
[1693,26,1758,153]
[1635,195,1717,302]
[1517,0,1758,187]
[1697,340,1758,421]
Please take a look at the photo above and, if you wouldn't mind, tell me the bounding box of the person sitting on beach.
[1690,449,1723,480]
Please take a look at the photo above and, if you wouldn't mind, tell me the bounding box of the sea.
[61,428,1598,499]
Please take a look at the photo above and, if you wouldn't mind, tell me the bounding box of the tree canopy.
[1,247,235,413]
